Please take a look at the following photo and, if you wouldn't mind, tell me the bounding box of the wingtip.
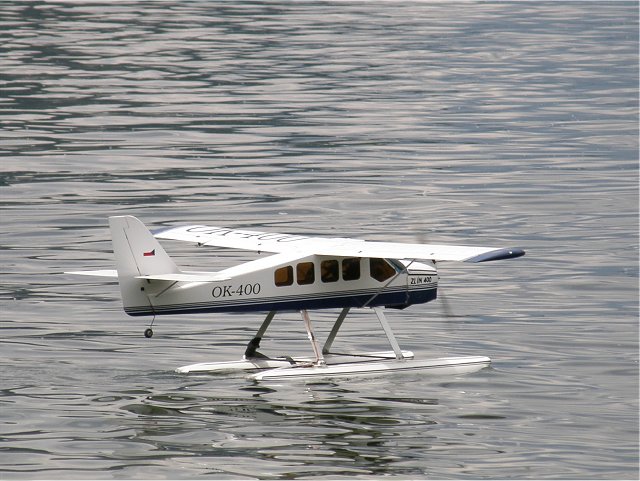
[465,247,526,263]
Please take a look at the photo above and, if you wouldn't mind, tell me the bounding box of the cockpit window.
[321,259,339,283]
[296,262,315,285]
[370,258,397,282]
[275,266,293,286]
[342,258,360,281]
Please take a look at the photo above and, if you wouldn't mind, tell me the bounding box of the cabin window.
[321,259,339,283]
[274,265,293,287]
[296,262,315,285]
[370,258,397,282]
[342,258,360,281]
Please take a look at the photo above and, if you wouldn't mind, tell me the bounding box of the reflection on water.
[1,1,638,479]
[96,379,489,478]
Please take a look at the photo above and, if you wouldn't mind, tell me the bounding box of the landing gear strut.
[144,314,156,338]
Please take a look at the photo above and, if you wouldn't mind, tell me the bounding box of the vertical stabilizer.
[109,215,179,315]
[109,216,179,277]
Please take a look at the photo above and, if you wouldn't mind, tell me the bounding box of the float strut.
[301,309,325,366]
[374,307,404,360]
[322,307,350,354]
[244,310,276,359]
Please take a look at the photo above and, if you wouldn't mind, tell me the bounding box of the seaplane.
[67,215,525,380]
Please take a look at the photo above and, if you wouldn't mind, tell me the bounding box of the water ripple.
[1,1,637,479]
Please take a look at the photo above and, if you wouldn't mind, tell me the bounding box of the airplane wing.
[153,224,314,253]
[154,225,524,263]
[311,241,524,263]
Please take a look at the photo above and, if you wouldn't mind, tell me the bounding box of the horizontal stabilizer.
[135,272,231,282]
[65,269,118,278]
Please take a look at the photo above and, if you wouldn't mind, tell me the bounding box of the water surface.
[1,1,638,479]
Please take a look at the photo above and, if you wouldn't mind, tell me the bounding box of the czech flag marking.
[143,249,155,257]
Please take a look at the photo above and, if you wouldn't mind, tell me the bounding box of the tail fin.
[109,215,179,315]
[109,215,179,277]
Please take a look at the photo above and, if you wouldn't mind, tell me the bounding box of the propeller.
[434,261,454,318]
[415,231,459,327]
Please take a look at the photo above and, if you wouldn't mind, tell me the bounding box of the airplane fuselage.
[125,256,437,316]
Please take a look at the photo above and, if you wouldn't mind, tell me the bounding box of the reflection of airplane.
[67,215,525,380]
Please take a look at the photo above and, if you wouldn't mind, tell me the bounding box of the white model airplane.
[67,215,524,380]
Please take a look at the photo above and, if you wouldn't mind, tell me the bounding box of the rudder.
[109,215,179,315]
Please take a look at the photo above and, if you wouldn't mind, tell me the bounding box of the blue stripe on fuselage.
[124,287,437,316]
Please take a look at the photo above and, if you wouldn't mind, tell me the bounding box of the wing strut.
[362,260,414,308]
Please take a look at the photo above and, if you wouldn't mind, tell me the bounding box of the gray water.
[1,1,638,479]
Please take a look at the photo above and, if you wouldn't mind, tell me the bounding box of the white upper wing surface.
[154,224,525,263]
[153,225,313,253]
